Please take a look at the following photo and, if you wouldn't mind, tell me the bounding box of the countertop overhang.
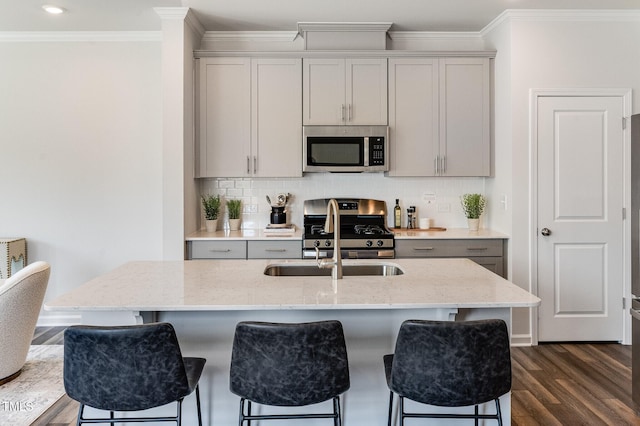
[45,258,539,312]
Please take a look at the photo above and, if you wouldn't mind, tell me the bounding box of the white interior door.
[537,95,624,342]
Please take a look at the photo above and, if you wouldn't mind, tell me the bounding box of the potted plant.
[201,194,221,232]
[460,193,486,231]
[226,199,242,231]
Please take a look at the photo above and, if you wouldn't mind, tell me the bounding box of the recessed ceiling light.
[42,4,65,14]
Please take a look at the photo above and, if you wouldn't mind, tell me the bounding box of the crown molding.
[389,31,483,41]
[0,31,161,43]
[154,7,205,38]
[482,9,640,36]
[297,22,392,34]
[202,31,299,44]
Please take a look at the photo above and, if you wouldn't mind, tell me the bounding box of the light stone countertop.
[186,227,507,241]
[392,228,509,239]
[186,228,303,241]
[44,258,539,312]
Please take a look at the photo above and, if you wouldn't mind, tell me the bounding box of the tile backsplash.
[199,173,487,230]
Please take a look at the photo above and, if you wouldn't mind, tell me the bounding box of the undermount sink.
[263,263,404,277]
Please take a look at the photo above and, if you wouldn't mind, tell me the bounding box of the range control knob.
[324,240,332,247]
[313,240,320,248]
[376,240,384,247]
[366,240,373,247]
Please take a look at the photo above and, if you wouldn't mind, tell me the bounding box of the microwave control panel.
[368,137,385,166]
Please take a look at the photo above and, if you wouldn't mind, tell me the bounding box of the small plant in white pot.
[226,199,242,231]
[201,194,221,232]
[461,193,486,231]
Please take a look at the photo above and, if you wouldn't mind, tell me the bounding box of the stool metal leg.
[387,391,394,426]
[195,384,202,426]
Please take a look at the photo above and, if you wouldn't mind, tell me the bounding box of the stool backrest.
[64,323,190,411]
[390,319,511,407]
[230,320,350,406]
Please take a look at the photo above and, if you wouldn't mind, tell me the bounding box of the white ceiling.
[2,0,639,32]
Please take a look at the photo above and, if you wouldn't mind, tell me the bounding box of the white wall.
[0,39,163,324]
[485,14,640,340]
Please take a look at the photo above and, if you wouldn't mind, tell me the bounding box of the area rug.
[0,345,65,425]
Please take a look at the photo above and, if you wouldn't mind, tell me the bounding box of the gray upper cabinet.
[388,57,490,177]
[303,58,388,125]
[197,57,302,178]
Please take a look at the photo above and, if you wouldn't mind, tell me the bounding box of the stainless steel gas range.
[302,198,395,259]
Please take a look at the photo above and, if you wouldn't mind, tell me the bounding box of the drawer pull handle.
[265,249,287,252]
[209,249,232,253]
[413,247,434,251]
[466,247,488,251]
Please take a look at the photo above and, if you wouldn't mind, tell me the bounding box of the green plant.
[460,193,486,219]
[227,199,242,220]
[201,194,221,220]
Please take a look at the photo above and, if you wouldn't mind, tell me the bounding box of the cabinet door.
[188,241,247,259]
[252,58,302,177]
[247,240,302,259]
[303,58,345,125]
[198,58,251,177]
[439,58,490,176]
[346,58,388,125]
[387,58,439,176]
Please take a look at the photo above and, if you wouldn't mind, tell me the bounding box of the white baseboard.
[511,333,533,346]
[37,312,82,327]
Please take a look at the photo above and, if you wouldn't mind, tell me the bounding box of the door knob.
[541,228,551,236]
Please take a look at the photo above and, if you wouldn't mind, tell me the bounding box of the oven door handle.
[630,308,640,321]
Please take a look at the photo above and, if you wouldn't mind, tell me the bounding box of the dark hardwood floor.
[29,327,640,425]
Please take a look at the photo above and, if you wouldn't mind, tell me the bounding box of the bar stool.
[64,322,206,425]
[383,319,511,425]
[230,320,350,425]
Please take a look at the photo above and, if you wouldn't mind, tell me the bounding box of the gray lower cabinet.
[188,241,247,259]
[395,239,506,278]
[247,240,302,259]
[187,240,302,260]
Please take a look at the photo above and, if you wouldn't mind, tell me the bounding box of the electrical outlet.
[422,193,436,204]
[437,203,450,213]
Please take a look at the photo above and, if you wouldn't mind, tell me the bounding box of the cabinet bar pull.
[442,156,446,174]
[265,249,287,252]
[209,249,232,253]
[246,156,250,174]
[341,104,345,121]
[413,247,434,251]
[253,156,257,174]
[434,157,438,175]
[348,104,352,121]
[466,247,488,251]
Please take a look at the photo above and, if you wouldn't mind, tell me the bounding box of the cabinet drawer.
[189,241,246,259]
[247,241,302,259]
[396,239,503,258]
[468,256,504,277]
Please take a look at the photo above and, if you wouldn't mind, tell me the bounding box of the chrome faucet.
[315,198,343,280]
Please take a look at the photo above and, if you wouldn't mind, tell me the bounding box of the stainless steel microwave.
[303,125,389,173]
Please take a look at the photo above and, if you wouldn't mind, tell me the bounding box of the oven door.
[303,249,395,259]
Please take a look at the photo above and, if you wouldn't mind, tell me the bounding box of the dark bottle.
[394,199,402,228]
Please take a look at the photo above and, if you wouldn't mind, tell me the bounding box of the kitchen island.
[46,258,539,425]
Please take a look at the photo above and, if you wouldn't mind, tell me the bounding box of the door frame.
[529,88,632,345]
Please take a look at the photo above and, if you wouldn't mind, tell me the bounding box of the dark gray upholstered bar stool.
[384,319,511,426]
[63,322,206,426]
[230,320,350,425]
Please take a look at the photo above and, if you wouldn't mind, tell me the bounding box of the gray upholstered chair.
[0,261,50,384]
[63,322,206,425]
[384,319,511,426]
[230,320,350,425]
